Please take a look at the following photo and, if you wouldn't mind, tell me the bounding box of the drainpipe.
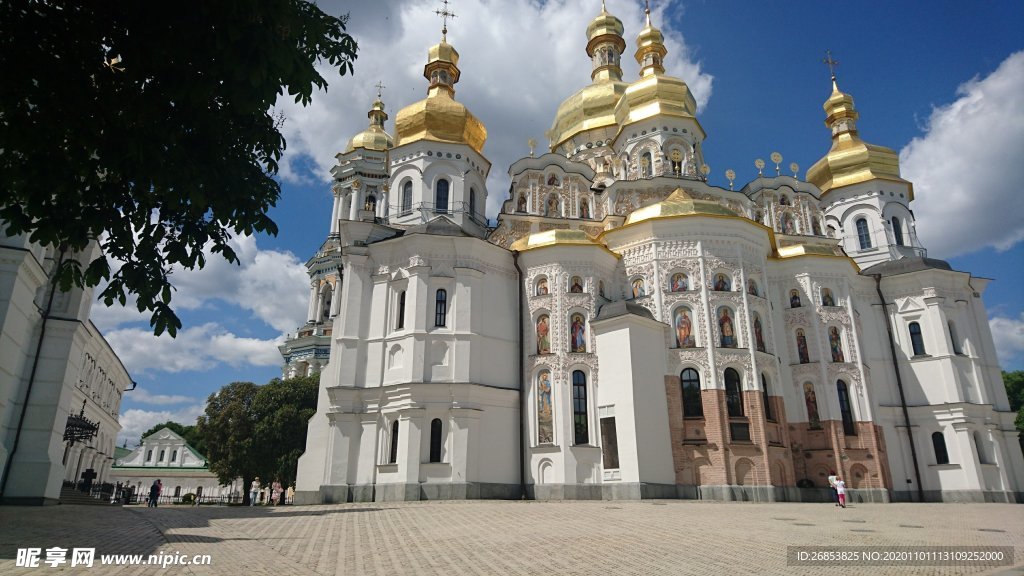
[873,273,924,502]
[0,247,67,501]
[513,251,526,499]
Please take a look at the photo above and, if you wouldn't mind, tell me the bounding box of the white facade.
[110,428,241,501]
[0,232,132,504]
[290,8,1023,504]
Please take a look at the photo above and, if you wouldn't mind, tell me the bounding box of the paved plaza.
[0,500,1021,575]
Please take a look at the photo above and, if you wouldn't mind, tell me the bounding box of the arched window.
[641,151,653,178]
[435,179,449,213]
[429,418,443,463]
[171,450,177,462]
[159,449,165,462]
[469,188,477,217]
[174,486,181,498]
[572,370,589,444]
[856,218,872,249]
[837,380,856,436]
[146,450,152,461]
[761,373,774,421]
[891,216,904,246]
[909,322,926,356]
[681,368,703,418]
[434,289,447,327]
[396,291,406,329]
[389,420,400,464]
[932,431,949,465]
[948,321,962,354]
[402,181,413,213]
[725,368,743,417]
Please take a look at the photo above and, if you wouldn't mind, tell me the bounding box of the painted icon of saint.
[537,371,553,443]
[754,315,765,352]
[570,277,583,293]
[790,289,802,308]
[537,277,549,296]
[536,315,550,354]
[632,278,645,298]
[517,194,527,212]
[719,307,736,348]
[804,382,821,429]
[829,326,845,363]
[579,200,590,219]
[714,273,730,292]
[797,329,810,364]
[671,273,688,292]
[822,288,835,307]
[675,308,694,348]
[747,279,758,296]
[570,314,587,353]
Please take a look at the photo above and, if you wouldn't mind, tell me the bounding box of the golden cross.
[435,0,457,39]
[823,49,840,80]
[374,81,386,99]
[527,138,537,157]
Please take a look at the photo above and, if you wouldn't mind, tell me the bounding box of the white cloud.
[901,50,1024,258]
[117,404,206,448]
[990,312,1024,369]
[276,0,713,219]
[128,387,196,406]
[104,323,284,375]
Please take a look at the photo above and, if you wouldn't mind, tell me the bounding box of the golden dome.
[613,71,698,130]
[510,229,603,252]
[587,3,625,43]
[806,78,912,198]
[393,38,486,155]
[345,98,393,153]
[624,188,737,225]
[635,6,666,76]
[549,4,627,153]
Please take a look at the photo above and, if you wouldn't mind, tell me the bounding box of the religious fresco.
[718,306,736,348]
[536,315,551,354]
[536,277,549,296]
[674,307,695,348]
[797,329,810,363]
[671,272,688,292]
[570,276,584,293]
[747,278,758,296]
[782,213,795,234]
[579,199,590,219]
[537,370,553,444]
[517,194,527,212]
[804,382,821,429]
[754,313,766,352]
[829,326,845,362]
[821,287,835,307]
[570,313,586,353]
[790,289,802,308]
[545,194,559,217]
[713,273,731,292]
[631,278,646,298]
[547,174,560,186]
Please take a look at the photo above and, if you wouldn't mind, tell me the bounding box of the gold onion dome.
[806,77,911,198]
[625,188,736,225]
[394,36,487,155]
[510,229,603,252]
[345,97,394,153]
[548,3,628,152]
[614,7,698,129]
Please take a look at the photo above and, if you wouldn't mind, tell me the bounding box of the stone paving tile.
[0,500,1021,575]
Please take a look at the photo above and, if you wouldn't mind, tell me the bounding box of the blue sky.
[93,0,1024,446]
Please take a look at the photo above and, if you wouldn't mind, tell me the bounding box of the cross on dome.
[823,49,840,80]
[374,80,386,99]
[435,0,457,41]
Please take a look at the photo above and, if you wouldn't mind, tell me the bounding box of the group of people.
[248,477,292,506]
[827,470,847,508]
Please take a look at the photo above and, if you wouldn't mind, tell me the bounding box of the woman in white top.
[835,477,847,508]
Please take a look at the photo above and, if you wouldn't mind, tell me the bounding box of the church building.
[286,4,1023,504]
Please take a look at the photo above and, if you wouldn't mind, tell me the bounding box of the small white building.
[110,427,241,502]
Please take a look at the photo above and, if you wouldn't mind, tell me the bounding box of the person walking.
[835,477,847,508]
[827,470,839,506]
[249,477,260,507]
[148,479,160,508]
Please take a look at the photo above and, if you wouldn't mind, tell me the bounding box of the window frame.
[837,379,856,436]
[571,370,590,445]
[681,368,703,418]
[931,431,949,465]
[435,179,450,214]
[909,321,926,356]
[856,217,872,250]
[434,289,448,327]
[429,418,443,463]
[725,368,744,418]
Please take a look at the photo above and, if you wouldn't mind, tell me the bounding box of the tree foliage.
[196,376,319,503]
[0,1,357,335]
[1003,370,1024,452]
[139,420,206,456]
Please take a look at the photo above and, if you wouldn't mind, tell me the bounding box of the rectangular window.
[396,291,406,329]
[729,422,751,442]
[434,289,447,327]
[600,417,619,469]
[572,371,589,445]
